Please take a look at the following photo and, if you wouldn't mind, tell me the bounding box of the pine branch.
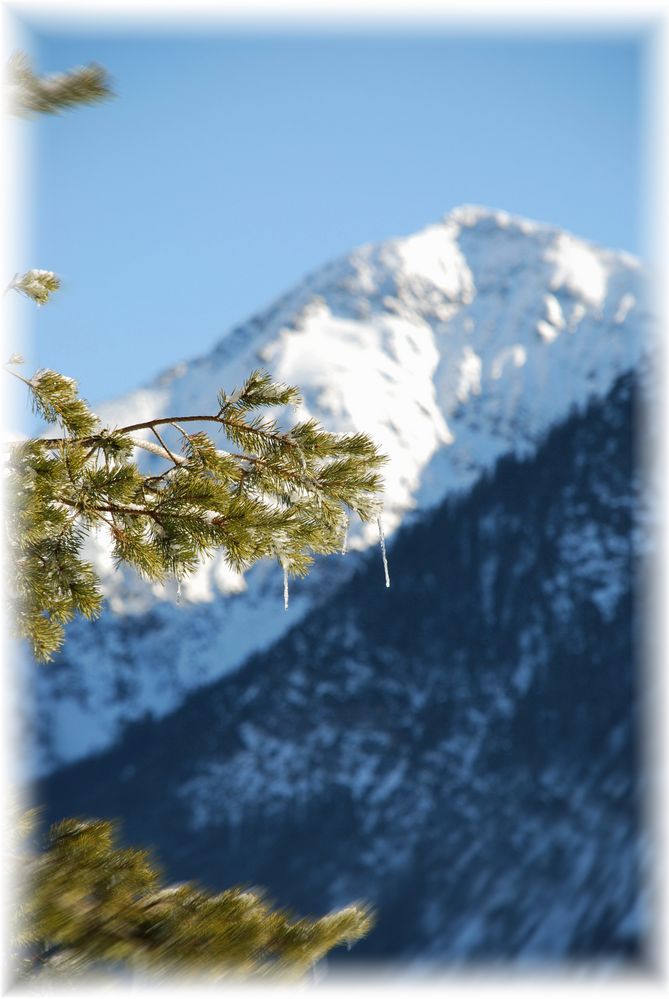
[13,817,373,982]
[6,270,60,305]
[6,366,387,662]
[39,414,236,447]
[41,412,298,446]
[150,426,180,466]
[9,52,112,117]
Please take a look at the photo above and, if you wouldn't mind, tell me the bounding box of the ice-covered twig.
[341,514,350,555]
[377,516,390,588]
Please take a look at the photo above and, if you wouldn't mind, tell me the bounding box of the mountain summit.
[96,204,646,565]
[29,207,651,773]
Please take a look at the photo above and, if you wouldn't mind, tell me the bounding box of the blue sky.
[17,26,647,407]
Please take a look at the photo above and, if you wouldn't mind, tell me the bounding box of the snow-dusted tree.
[5,55,379,982]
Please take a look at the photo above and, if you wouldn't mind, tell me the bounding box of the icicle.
[341,515,350,555]
[283,566,289,611]
[377,516,391,588]
[176,578,182,605]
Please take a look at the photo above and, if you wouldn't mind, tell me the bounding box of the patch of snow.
[490,345,527,380]
[545,232,608,308]
[536,319,561,343]
[456,346,482,402]
[614,293,636,325]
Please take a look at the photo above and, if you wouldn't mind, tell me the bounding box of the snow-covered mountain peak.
[30,206,653,774]
[90,206,648,613]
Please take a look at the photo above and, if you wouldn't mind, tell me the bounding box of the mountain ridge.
[39,368,647,964]
[27,206,652,774]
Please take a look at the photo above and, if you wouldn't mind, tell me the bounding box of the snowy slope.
[29,205,652,773]
[40,370,647,963]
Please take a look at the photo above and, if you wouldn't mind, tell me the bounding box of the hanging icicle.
[377,516,391,588]
[283,565,289,611]
[341,514,350,555]
[176,578,182,605]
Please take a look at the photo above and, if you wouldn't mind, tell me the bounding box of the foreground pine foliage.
[6,365,386,662]
[6,52,378,984]
[12,813,372,983]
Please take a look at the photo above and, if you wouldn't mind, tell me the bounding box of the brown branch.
[58,497,164,524]
[113,415,225,434]
[150,426,180,467]
[3,366,34,389]
[39,413,297,451]
[144,467,179,487]
[38,415,224,448]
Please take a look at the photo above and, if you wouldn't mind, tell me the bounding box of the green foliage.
[9,52,112,116]
[14,817,372,983]
[6,365,386,661]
